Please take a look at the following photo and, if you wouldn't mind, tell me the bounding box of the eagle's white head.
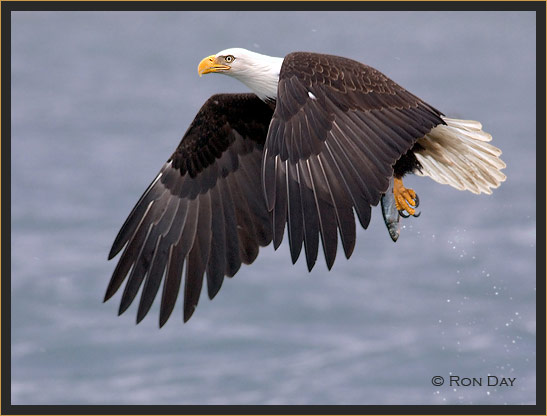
[198,48,284,101]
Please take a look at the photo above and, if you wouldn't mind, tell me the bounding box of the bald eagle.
[105,48,506,326]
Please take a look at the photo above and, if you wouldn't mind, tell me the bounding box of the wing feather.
[297,161,320,270]
[286,160,304,263]
[263,52,444,269]
[107,93,274,325]
[314,153,355,260]
[273,156,288,248]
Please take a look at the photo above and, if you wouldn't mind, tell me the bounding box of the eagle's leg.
[394,177,420,217]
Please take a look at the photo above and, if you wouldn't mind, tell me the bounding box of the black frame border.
[1,1,545,415]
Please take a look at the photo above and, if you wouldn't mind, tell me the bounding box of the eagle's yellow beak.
[198,55,230,76]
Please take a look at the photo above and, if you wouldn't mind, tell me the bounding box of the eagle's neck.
[230,52,284,102]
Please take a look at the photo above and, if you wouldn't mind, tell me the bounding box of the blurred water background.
[10,11,536,405]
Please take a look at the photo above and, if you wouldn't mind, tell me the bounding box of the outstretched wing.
[262,52,444,271]
[106,93,274,326]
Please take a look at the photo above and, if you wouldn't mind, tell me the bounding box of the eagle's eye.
[224,55,235,63]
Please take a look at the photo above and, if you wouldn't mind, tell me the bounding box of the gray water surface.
[11,11,536,405]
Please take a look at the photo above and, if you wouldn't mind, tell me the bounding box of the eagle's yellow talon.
[407,188,416,200]
[394,177,418,216]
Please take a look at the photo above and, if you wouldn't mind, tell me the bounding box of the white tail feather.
[414,116,506,194]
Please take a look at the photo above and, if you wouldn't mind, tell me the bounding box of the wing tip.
[136,311,146,324]
[306,257,317,272]
[183,307,196,323]
[136,300,151,324]
[103,279,121,303]
[103,291,113,303]
[118,298,132,316]
[159,300,177,328]
[207,280,224,300]
[107,245,120,260]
